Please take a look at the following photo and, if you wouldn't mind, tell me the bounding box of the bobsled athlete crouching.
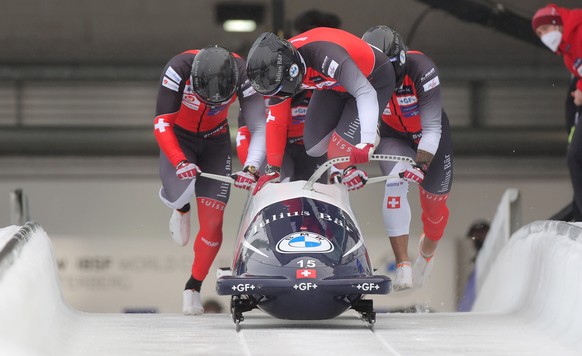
[154,46,266,315]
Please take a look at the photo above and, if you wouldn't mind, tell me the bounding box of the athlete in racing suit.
[237,90,325,181]
[154,46,266,314]
[362,26,453,290]
[246,27,396,193]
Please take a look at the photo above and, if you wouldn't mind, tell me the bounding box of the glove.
[233,166,259,190]
[400,163,427,184]
[350,143,375,164]
[342,166,368,191]
[252,165,281,195]
[176,161,200,180]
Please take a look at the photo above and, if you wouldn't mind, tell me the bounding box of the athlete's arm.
[154,55,190,167]
[266,96,292,167]
[334,57,380,145]
[238,81,266,170]
[411,54,443,165]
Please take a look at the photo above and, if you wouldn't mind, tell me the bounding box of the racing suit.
[376,51,453,244]
[154,49,266,285]
[238,90,325,181]
[266,27,396,169]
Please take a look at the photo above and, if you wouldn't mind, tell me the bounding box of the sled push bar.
[303,154,416,190]
[199,172,235,184]
[199,154,416,189]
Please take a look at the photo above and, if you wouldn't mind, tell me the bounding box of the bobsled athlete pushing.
[207,154,414,329]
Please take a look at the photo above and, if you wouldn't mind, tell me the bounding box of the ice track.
[1,220,582,356]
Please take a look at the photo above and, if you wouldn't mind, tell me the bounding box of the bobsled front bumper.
[216,275,391,296]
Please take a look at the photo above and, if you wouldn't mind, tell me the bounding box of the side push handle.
[303,154,416,190]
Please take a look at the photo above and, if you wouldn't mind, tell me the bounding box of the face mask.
[541,30,562,52]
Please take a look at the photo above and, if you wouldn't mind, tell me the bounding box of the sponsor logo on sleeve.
[422,76,440,92]
[327,60,339,78]
[165,66,182,84]
[420,67,436,82]
[162,77,179,92]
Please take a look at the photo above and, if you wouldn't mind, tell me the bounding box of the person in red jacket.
[362,26,454,290]
[246,28,401,193]
[154,46,266,314]
[532,4,582,222]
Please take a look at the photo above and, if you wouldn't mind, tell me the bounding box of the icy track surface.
[1,222,582,356]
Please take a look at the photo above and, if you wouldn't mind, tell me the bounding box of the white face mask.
[541,30,562,52]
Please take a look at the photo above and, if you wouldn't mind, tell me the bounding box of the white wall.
[0,156,573,313]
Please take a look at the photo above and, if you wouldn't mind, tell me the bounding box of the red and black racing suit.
[237,90,326,180]
[376,51,453,242]
[154,49,266,284]
[266,27,396,170]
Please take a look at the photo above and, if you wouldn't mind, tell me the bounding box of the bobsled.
[209,154,414,327]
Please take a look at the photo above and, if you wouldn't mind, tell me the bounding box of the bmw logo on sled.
[212,155,415,328]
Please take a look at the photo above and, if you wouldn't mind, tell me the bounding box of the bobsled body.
[216,180,391,321]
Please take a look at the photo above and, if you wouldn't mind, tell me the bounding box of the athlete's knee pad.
[419,187,449,241]
[191,198,226,281]
[382,179,411,237]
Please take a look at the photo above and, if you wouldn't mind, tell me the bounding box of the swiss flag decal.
[386,196,401,209]
[296,269,317,279]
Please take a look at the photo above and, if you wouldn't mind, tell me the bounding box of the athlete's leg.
[417,113,453,257]
[303,90,346,158]
[331,55,393,169]
[377,137,416,262]
[182,133,231,314]
[413,113,453,288]
[159,127,202,247]
[377,137,416,290]
[188,133,232,285]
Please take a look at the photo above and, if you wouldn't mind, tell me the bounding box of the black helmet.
[246,32,304,98]
[191,46,239,104]
[362,25,407,86]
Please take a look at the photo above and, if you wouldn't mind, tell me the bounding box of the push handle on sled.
[199,172,235,184]
[303,154,416,190]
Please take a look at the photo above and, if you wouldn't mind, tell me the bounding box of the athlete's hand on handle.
[176,161,201,180]
[342,166,368,191]
[252,165,281,195]
[399,163,428,184]
[350,143,375,164]
[232,166,259,190]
